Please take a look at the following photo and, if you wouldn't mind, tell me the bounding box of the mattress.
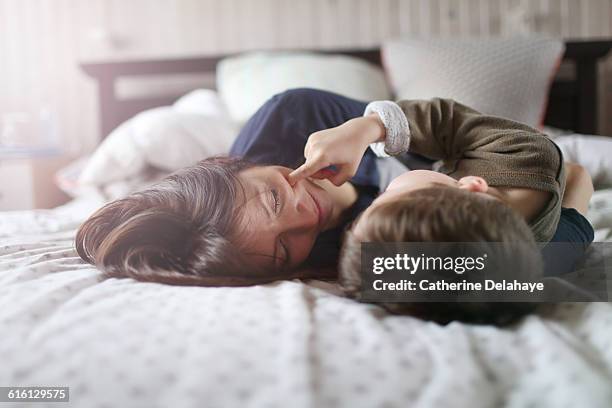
[1,192,612,408]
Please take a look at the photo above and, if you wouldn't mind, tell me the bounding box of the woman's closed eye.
[271,188,281,214]
[270,188,290,268]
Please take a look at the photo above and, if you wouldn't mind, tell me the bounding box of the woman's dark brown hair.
[76,156,277,286]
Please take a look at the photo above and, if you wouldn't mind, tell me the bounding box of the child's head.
[339,171,542,325]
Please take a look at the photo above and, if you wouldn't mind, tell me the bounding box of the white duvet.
[1,192,612,408]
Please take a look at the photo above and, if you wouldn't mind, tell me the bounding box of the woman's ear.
[457,176,488,193]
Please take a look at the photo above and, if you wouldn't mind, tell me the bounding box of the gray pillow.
[382,37,564,128]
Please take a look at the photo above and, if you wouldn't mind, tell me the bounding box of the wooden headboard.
[81,40,612,140]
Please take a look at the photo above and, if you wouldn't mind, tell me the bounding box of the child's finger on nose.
[288,164,312,185]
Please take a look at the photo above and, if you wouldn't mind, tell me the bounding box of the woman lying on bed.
[75,89,595,292]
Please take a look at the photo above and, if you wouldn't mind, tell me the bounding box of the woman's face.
[234,166,337,273]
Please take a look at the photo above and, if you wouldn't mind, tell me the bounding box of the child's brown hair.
[339,186,543,326]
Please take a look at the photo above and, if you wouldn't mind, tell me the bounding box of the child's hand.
[562,162,593,215]
[288,115,386,186]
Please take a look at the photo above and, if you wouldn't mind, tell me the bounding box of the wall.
[1,0,611,154]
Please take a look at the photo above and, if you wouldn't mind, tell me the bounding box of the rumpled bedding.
[1,192,612,408]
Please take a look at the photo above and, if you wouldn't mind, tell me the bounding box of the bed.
[2,40,612,408]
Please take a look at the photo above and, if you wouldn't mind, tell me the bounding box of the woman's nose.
[291,181,309,212]
[284,180,318,227]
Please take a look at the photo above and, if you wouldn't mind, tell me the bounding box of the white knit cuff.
[364,101,411,157]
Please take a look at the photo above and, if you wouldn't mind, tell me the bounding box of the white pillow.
[382,37,564,128]
[217,51,392,123]
[78,90,239,186]
[553,134,612,189]
[173,89,231,117]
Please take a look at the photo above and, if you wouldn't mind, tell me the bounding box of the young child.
[288,97,594,325]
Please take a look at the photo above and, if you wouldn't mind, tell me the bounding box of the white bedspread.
[1,194,612,408]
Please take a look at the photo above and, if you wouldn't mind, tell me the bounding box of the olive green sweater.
[394,98,565,242]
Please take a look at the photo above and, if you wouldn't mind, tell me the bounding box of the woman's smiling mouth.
[308,188,330,231]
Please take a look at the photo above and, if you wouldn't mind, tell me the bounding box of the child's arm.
[289,98,565,241]
[562,162,594,215]
[392,99,561,183]
[290,98,561,192]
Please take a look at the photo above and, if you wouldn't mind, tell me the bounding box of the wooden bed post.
[97,74,118,139]
[566,40,612,135]
[576,59,597,135]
